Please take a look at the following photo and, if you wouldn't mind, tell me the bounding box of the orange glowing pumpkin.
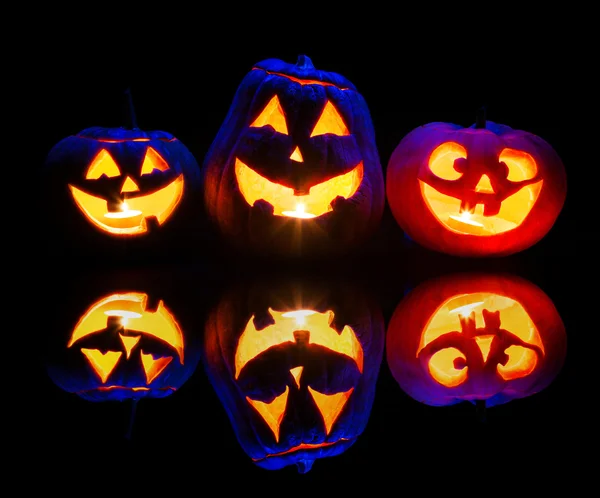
[386,110,567,257]
[40,90,202,261]
[202,55,384,258]
[202,276,384,472]
[386,272,566,408]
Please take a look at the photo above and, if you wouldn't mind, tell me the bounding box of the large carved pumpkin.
[386,111,567,257]
[202,55,384,258]
[45,269,202,403]
[202,276,385,472]
[386,272,566,409]
[40,91,202,262]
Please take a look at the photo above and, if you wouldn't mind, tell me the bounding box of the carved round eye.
[428,142,467,180]
[428,347,468,387]
[499,148,537,181]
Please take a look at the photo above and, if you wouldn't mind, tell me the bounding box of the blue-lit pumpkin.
[40,97,202,262]
[202,276,385,473]
[45,270,202,403]
[202,55,384,258]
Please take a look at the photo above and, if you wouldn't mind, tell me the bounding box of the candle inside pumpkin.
[104,202,144,228]
[104,308,143,327]
[446,210,488,234]
[282,203,317,219]
[281,309,317,326]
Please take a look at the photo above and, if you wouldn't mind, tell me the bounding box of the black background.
[30,8,592,489]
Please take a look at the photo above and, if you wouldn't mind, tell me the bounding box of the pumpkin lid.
[76,126,177,141]
[254,55,357,90]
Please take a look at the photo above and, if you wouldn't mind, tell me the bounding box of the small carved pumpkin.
[202,276,384,472]
[40,91,202,261]
[386,272,566,409]
[386,111,567,257]
[202,55,384,258]
[45,270,202,403]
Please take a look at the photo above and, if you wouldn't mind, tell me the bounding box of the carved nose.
[290,146,303,162]
[475,174,494,193]
[120,176,140,193]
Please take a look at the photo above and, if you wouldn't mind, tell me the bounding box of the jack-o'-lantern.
[203,276,384,472]
[202,55,384,258]
[40,90,202,261]
[386,272,566,410]
[386,110,567,257]
[45,268,203,403]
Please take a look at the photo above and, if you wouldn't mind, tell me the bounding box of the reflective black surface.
[32,30,589,485]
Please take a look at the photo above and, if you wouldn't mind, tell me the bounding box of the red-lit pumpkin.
[202,55,384,258]
[40,91,202,262]
[386,272,566,408]
[386,111,567,257]
[203,276,385,472]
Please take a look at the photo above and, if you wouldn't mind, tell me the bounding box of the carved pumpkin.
[45,271,202,403]
[386,110,567,257]
[202,276,384,472]
[40,90,202,260]
[202,55,384,258]
[386,272,566,409]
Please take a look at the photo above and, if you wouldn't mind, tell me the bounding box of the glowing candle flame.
[282,202,317,219]
[282,309,317,326]
[104,309,143,327]
[448,210,484,228]
[449,301,485,316]
[104,202,143,220]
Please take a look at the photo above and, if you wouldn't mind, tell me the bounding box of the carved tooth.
[252,199,275,216]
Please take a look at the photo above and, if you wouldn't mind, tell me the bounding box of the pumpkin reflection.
[386,272,566,408]
[203,276,384,472]
[46,271,202,403]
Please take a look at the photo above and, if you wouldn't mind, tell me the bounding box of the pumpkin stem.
[296,458,315,473]
[296,55,314,71]
[475,106,487,129]
[125,398,139,440]
[475,399,487,423]
[125,88,139,130]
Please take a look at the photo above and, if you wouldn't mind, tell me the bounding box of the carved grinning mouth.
[420,179,543,236]
[235,159,364,219]
[69,175,184,235]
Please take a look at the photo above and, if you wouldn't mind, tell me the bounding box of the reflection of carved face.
[418,292,544,394]
[420,141,542,236]
[68,292,184,393]
[235,93,364,219]
[69,143,184,235]
[235,308,363,454]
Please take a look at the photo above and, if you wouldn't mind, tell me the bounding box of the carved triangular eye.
[250,95,288,135]
[308,386,353,435]
[141,351,173,384]
[81,348,122,383]
[140,147,170,175]
[247,386,290,442]
[310,101,349,137]
[86,149,121,179]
